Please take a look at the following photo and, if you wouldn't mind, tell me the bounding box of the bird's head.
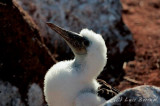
[47,23,107,59]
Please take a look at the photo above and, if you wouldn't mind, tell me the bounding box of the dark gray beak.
[47,23,89,55]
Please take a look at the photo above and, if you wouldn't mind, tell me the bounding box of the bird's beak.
[47,23,89,55]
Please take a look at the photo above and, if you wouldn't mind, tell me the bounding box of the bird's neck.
[74,53,106,81]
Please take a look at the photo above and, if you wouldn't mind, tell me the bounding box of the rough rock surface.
[0,0,54,104]
[27,83,44,106]
[0,80,24,106]
[16,0,135,83]
[104,85,160,106]
[117,0,160,91]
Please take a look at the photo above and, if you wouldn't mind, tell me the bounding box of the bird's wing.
[97,79,119,100]
[75,92,106,106]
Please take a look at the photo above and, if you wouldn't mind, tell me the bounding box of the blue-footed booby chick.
[44,23,107,106]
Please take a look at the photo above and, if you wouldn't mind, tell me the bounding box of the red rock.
[0,0,54,104]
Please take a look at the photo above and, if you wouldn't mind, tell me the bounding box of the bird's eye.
[83,39,89,47]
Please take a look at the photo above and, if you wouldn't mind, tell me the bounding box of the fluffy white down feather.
[44,29,107,106]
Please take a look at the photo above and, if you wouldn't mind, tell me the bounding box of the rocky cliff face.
[0,0,54,105]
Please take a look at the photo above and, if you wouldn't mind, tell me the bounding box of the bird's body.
[44,60,101,106]
[44,24,107,106]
